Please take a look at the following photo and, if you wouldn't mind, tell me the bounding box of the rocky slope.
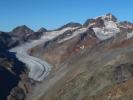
[29,27,99,68]
[11,25,47,43]
[29,13,133,69]
[11,25,34,43]
[0,43,27,100]
[37,33,133,100]
[26,14,133,100]
[0,32,33,100]
[0,25,47,46]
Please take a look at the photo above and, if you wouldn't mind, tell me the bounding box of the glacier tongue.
[10,27,78,81]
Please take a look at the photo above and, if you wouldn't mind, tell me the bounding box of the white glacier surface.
[10,27,77,81]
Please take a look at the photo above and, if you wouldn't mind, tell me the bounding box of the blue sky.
[0,0,133,31]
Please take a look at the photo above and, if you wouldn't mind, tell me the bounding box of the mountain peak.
[12,25,34,33]
[83,13,117,27]
[11,25,34,43]
[105,13,115,17]
[37,27,47,33]
[102,13,117,22]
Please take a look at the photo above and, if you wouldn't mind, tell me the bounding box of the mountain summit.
[37,27,47,33]
[12,25,34,36]
[11,25,34,42]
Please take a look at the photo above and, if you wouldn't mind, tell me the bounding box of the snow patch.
[127,32,133,39]
[93,21,120,40]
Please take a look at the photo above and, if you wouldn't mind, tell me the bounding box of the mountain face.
[11,25,46,44]
[25,32,43,40]
[28,13,132,69]
[0,32,32,100]
[26,14,133,100]
[11,25,34,43]
[0,25,46,48]
[29,27,99,68]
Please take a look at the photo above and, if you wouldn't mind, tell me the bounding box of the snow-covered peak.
[84,13,118,28]
[93,19,120,40]
[95,13,117,22]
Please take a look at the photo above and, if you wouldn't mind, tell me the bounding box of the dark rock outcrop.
[0,32,19,49]
[26,32,43,40]
[83,18,105,28]
[0,45,26,100]
[114,63,133,83]
[0,39,30,100]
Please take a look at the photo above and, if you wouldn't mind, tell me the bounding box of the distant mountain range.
[1,13,133,49]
